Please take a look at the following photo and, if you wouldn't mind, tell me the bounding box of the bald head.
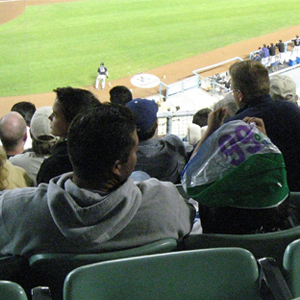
[0,112,27,156]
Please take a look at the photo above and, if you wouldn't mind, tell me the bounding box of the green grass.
[1,0,300,96]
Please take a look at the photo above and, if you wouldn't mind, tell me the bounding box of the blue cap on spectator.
[126,98,158,132]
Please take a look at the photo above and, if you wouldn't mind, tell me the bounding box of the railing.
[159,76,200,99]
[157,111,197,138]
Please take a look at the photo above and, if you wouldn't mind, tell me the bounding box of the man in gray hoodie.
[0,103,195,256]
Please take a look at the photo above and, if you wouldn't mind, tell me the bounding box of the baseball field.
[1,0,300,114]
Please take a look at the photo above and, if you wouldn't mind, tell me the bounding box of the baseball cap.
[30,106,57,143]
[126,98,158,132]
[270,74,297,102]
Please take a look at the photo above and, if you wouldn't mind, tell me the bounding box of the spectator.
[252,47,262,62]
[0,146,33,190]
[0,112,27,159]
[109,85,133,106]
[226,60,300,191]
[183,108,296,234]
[126,98,187,183]
[36,87,101,184]
[214,91,239,120]
[186,108,211,148]
[9,106,58,186]
[270,74,299,107]
[11,101,36,127]
[11,101,36,150]
[192,108,211,127]
[0,103,194,256]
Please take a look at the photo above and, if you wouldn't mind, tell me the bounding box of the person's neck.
[5,144,24,156]
[72,173,122,193]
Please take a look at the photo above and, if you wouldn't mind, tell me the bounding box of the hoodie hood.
[47,173,142,246]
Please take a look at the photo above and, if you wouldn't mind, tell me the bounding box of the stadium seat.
[0,280,28,300]
[183,225,300,267]
[63,248,262,300]
[29,238,177,300]
[0,256,31,297]
[183,192,300,265]
[283,238,300,297]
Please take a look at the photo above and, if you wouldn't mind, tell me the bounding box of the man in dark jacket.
[226,60,300,191]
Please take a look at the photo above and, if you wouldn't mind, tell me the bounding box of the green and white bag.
[181,120,289,209]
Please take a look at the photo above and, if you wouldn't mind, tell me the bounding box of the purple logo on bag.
[218,124,262,166]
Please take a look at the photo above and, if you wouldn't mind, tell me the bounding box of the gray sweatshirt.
[0,173,194,256]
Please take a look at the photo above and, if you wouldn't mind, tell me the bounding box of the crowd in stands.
[0,59,300,272]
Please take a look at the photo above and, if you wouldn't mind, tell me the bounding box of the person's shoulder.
[136,178,182,199]
[161,133,184,144]
[0,185,43,204]
[9,153,28,164]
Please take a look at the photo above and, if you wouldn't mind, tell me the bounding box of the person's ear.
[23,130,28,142]
[112,160,122,177]
[236,90,244,103]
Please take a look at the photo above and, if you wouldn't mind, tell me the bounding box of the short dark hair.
[192,108,211,127]
[109,85,133,106]
[68,103,136,182]
[54,87,101,123]
[11,102,36,126]
[229,60,270,101]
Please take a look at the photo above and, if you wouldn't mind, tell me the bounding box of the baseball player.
[292,35,300,57]
[275,40,285,64]
[261,44,269,67]
[95,62,109,90]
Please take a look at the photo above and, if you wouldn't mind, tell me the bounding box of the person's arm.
[190,107,227,159]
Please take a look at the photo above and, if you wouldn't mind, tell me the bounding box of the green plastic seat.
[0,280,28,300]
[283,238,300,297]
[64,248,261,300]
[29,238,177,300]
[184,226,300,267]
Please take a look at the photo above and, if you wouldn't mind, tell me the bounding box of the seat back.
[0,280,28,300]
[183,192,300,267]
[64,248,261,300]
[183,192,300,265]
[29,238,177,300]
[283,238,300,297]
[0,256,31,296]
[183,226,300,267]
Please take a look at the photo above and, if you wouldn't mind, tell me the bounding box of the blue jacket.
[225,94,300,191]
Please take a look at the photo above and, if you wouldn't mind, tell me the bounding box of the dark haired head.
[11,102,36,126]
[192,108,212,127]
[54,87,101,123]
[109,85,133,106]
[68,103,137,185]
